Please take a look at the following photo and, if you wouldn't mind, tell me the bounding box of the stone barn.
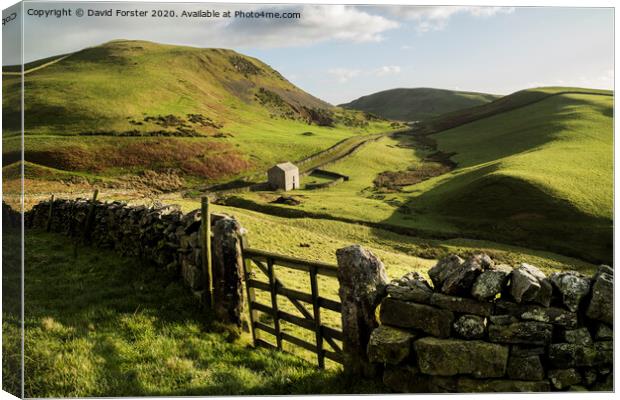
[268,162,300,191]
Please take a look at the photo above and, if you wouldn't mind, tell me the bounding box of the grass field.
[3,229,387,397]
[341,87,499,121]
[223,88,613,265]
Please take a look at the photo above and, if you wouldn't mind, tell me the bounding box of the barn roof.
[271,162,298,172]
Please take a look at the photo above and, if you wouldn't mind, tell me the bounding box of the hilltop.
[2,40,393,186]
[340,87,499,121]
[3,39,334,135]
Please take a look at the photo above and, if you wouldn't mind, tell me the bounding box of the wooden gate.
[241,245,344,368]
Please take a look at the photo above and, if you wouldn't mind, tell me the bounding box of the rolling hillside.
[340,88,499,121]
[406,88,613,262]
[2,40,392,186]
[231,87,613,264]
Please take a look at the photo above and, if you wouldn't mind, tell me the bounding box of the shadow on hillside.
[373,94,613,265]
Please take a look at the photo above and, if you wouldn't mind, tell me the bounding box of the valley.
[2,40,613,278]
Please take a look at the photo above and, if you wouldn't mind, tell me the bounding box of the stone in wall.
[452,315,486,339]
[380,298,453,338]
[548,369,582,390]
[583,369,598,386]
[386,272,433,303]
[471,264,512,301]
[510,263,552,307]
[561,328,593,345]
[549,271,591,312]
[430,293,493,317]
[367,325,415,364]
[489,315,519,326]
[496,301,578,328]
[181,258,204,290]
[414,337,509,378]
[506,354,545,381]
[440,254,491,296]
[428,254,463,289]
[488,321,553,345]
[510,344,545,357]
[548,342,613,368]
[586,266,613,325]
[595,323,613,341]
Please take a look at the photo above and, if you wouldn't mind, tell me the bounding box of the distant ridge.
[341,87,500,121]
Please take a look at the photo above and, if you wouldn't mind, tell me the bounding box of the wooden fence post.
[201,197,213,308]
[212,217,245,329]
[336,245,388,378]
[240,234,257,341]
[46,194,55,232]
[82,189,99,242]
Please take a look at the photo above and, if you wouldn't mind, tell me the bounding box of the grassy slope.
[2,40,392,183]
[229,88,613,264]
[404,90,613,262]
[8,229,384,397]
[341,87,499,121]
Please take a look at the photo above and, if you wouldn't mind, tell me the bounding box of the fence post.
[82,189,99,242]
[212,217,245,329]
[201,197,213,308]
[336,245,388,378]
[240,234,257,342]
[46,194,55,232]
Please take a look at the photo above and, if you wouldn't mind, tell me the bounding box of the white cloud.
[328,68,362,83]
[190,4,399,48]
[19,4,400,63]
[388,6,514,32]
[525,69,614,90]
[329,65,402,83]
[375,65,401,76]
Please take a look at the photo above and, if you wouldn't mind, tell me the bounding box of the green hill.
[340,88,499,121]
[230,87,613,264]
[400,87,614,263]
[2,40,392,185]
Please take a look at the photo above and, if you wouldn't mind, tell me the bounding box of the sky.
[2,2,614,104]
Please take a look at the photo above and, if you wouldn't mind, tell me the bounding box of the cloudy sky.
[2,2,614,104]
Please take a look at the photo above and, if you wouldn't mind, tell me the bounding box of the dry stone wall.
[369,254,613,393]
[24,198,230,307]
